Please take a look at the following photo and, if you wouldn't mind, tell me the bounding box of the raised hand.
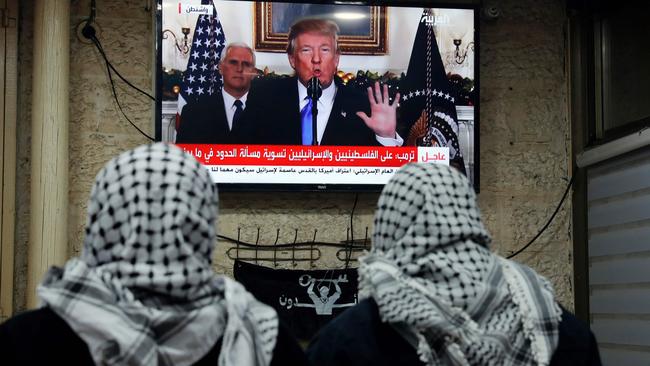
[356,81,401,138]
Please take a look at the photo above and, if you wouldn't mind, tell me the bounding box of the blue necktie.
[232,100,243,129]
[301,98,313,145]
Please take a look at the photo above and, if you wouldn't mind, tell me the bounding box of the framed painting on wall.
[254,2,387,55]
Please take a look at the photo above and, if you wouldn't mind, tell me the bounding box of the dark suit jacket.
[241,76,379,146]
[176,91,248,144]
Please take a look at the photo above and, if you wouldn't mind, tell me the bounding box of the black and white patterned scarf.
[359,163,561,366]
[37,143,278,366]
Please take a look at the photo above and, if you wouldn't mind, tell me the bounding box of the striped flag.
[400,8,466,175]
[176,0,226,129]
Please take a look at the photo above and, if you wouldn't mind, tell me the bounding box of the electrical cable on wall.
[345,193,360,268]
[86,31,156,102]
[506,174,575,259]
[88,32,155,141]
[80,0,155,141]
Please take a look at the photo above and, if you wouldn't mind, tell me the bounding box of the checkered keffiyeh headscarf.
[37,143,278,366]
[359,163,562,366]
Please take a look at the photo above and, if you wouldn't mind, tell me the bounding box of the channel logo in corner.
[417,147,449,165]
[420,14,450,26]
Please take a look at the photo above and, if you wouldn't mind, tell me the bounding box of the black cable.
[216,234,366,249]
[88,34,155,141]
[81,0,153,103]
[345,193,360,268]
[89,31,155,101]
[90,0,96,21]
[506,174,575,259]
[84,0,96,28]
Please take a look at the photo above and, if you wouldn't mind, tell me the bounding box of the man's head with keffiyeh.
[80,143,218,304]
[359,163,562,365]
[37,143,278,366]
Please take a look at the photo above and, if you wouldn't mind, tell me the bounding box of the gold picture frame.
[254,2,387,55]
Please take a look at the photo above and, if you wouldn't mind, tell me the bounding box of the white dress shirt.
[222,89,249,131]
[297,80,335,144]
[296,80,402,146]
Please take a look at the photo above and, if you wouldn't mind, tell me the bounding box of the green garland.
[161,68,475,106]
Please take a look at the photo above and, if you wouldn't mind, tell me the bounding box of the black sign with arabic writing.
[234,260,359,341]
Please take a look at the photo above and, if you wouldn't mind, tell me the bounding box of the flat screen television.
[156,0,478,191]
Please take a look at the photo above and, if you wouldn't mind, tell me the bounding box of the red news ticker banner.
[177,144,449,184]
[178,144,449,167]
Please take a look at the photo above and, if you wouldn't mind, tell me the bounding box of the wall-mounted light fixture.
[453,39,474,64]
[163,27,191,55]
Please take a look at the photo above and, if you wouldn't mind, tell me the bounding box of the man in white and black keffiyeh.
[357,163,563,365]
[31,143,279,366]
[307,163,578,366]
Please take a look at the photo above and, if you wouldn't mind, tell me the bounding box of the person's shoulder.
[550,305,603,366]
[335,78,370,107]
[1,307,79,342]
[1,307,60,330]
[557,306,595,342]
[248,76,296,112]
[177,93,226,139]
[307,299,421,366]
[0,307,94,364]
[333,298,378,322]
[188,90,225,103]
[335,76,363,92]
[184,91,224,111]
[252,75,294,91]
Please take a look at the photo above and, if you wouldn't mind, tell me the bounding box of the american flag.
[176,0,226,128]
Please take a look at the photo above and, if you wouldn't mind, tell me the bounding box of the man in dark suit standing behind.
[176,42,256,144]
[244,19,402,146]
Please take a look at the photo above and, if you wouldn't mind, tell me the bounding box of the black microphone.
[307,77,322,100]
[307,77,321,145]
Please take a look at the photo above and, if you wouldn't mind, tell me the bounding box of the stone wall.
[478,0,573,306]
[12,0,573,312]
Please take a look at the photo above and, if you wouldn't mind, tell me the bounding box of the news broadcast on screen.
[156,0,478,190]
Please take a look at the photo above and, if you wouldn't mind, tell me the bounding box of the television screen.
[156,0,478,190]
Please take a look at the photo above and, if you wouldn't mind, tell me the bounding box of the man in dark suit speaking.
[176,42,256,144]
[244,19,402,146]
